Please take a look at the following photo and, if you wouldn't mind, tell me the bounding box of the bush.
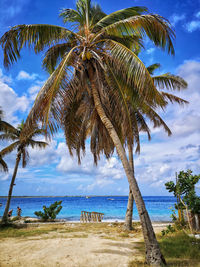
[34,201,62,222]
[161,224,176,236]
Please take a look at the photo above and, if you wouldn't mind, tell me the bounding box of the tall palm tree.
[124,63,187,230]
[0,121,48,224]
[0,0,180,264]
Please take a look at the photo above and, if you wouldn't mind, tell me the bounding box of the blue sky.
[0,0,200,196]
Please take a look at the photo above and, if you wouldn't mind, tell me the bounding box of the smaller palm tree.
[123,62,188,230]
[0,120,48,224]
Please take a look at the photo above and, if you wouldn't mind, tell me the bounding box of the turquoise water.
[0,196,176,221]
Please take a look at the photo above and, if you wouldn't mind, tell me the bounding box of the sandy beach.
[0,221,168,267]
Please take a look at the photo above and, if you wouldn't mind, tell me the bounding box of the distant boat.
[86,196,90,199]
[107,198,114,201]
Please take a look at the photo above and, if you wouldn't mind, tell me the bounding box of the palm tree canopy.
[0,0,186,162]
[0,120,48,168]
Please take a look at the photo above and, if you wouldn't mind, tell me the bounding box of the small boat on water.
[107,198,114,201]
[86,196,91,199]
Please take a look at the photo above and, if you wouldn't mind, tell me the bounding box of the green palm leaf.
[26,46,78,133]
[0,24,72,68]
[93,6,148,30]
[140,103,172,136]
[153,73,188,91]
[161,92,188,105]
[0,155,8,172]
[0,141,20,156]
[27,140,48,149]
[147,63,161,75]
[97,14,175,55]
[0,133,19,141]
[42,42,77,73]
[105,40,166,107]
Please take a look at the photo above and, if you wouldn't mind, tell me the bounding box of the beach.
[0,221,169,267]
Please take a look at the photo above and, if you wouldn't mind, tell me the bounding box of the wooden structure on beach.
[80,211,104,222]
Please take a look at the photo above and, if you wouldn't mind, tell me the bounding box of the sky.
[0,0,200,196]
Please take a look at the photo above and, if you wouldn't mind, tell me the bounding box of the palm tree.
[0,0,180,264]
[0,121,48,224]
[124,63,187,230]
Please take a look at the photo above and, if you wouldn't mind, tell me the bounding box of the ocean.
[0,196,176,222]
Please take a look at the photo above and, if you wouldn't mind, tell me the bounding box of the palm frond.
[105,40,166,107]
[60,8,82,24]
[93,6,148,31]
[22,149,29,168]
[161,92,188,105]
[0,108,3,120]
[27,140,48,149]
[147,63,161,75]
[141,104,172,136]
[135,110,151,141]
[26,46,78,133]
[0,141,20,156]
[0,133,19,141]
[90,4,106,26]
[0,155,8,172]
[0,121,18,134]
[98,14,175,55]
[0,24,72,68]
[153,73,187,91]
[42,42,77,73]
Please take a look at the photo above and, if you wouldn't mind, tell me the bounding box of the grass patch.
[119,232,130,238]
[0,224,64,239]
[159,231,200,260]
[0,221,141,240]
[70,234,88,238]
[101,235,118,240]
[129,231,200,267]
[0,226,51,238]
[129,260,200,267]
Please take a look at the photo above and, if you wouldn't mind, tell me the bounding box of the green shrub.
[34,201,62,222]
[161,224,176,236]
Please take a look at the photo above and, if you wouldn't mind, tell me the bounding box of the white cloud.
[170,14,185,26]
[146,48,155,54]
[28,139,58,167]
[185,20,200,32]
[196,11,200,18]
[0,70,30,123]
[17,70,38,81]
[0,173,9,181]
[0,69,12,84]
[28,80,45,101]
[56,142,125,187]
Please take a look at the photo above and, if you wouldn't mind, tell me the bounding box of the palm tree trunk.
[124,143,135,231]
[124,187,134,230]
[1,152,21,224]
[88,63,166,265]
